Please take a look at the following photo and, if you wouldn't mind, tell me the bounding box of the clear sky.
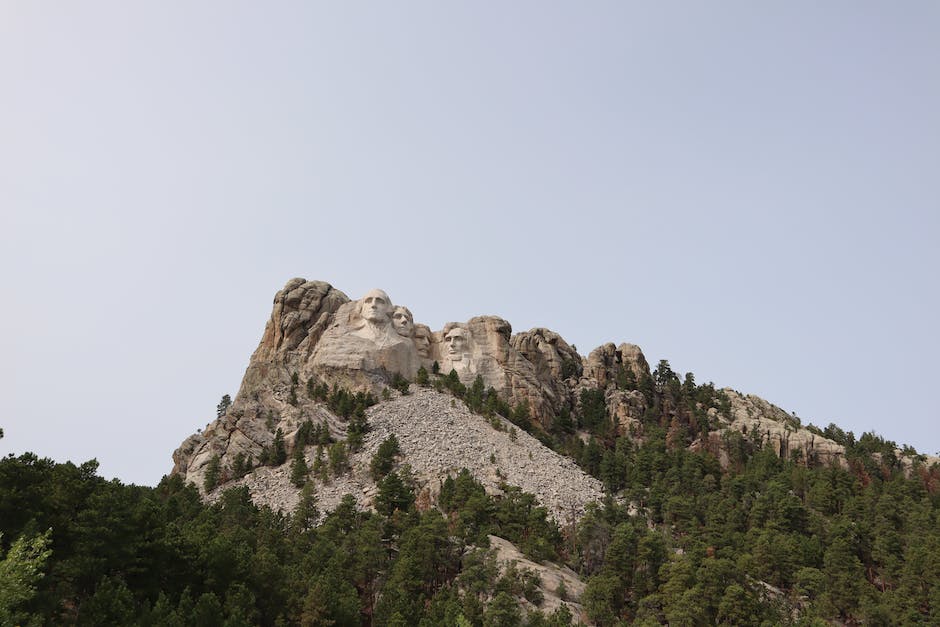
[2,2,938,486]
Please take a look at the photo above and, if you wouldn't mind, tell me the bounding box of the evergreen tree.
[466,375,486,412]
[416,366,429,386]
[292,483,319,532]
[203,454,221,491]
[0,529,52,626]
[328,442,349,476]
[370,434,401,481]
[290,447,309,488]
[80,575,136,626]
[216,394,232,418]
[375,471,415,516]
[271,428,287,465]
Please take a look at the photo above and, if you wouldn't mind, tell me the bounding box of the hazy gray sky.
[2,2,938,486]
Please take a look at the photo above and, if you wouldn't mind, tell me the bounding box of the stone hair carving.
[392,306,414,338]
[413,324,432,359]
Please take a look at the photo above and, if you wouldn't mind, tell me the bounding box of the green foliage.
[216,394,232,419]
[203,454,221,492]
[583,572,623,625]
[3,355,940,627]
[482,591,520,627]
[579,388,607,430]
[230,452,253,479]
[416,365,429,386]
[370,434,401,481]
[466,375,486,413]
[292,482,318,533]
[561,356,581,380]
[375,470,415,517]
[290,447,309,488]
[259,428,288,467]
[484,387,513,419]
[307,376,329,401]
[580,437,602,476]
[552,407,574,434]
[327,441,349,476]
[391,373,411,395]
[443,369,466,398]
[0,529,52,626]
[510,400,531,430]
[325,385,376,419]
[80,575,136,625]
[346,413,368,453]
[615,364,637,390]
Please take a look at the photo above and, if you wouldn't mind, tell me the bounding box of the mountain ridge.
[171,278,937,516]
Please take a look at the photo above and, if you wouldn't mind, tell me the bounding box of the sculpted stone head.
[392,306,414,338]
[413,324,432,358]
[443,326,471,362]
[359,289,392,324]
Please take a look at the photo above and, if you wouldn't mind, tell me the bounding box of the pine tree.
[216,394,232,418]
[328,442,349,476]
[371,434,401,481]
[416,366,429,385]
[203,454,221,491]
[0,529,52,626]
[292,483,319,532]
[290,447,309,487]
[272,428,287,465]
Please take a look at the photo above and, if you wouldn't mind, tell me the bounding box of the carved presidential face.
[444,327,470,361]
[360,289,392,324]
[392,306,414,337]
[413,324,432,358]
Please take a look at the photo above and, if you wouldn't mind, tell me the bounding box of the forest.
[2,360,939,626]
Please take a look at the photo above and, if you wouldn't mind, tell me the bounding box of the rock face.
[704,390,848,468]
[235,279,349,401]
[172,277,933,522]
[487,535,588,620]
[606,389,647,436]
[430,318,584,425]
[206,388,605,522]
[172,278,606,510]
[312,296,421,388]
[509,328,582,425]
[584,342,650,390]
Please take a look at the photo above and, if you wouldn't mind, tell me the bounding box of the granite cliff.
[171,278,935,520]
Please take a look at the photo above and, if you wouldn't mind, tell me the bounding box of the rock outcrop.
[487,535,588,620]
[584,342,650,390]
[509,328,582,424]
[174,279,602,488]
[704,390,848,468]
[206,388,605,522]
[172,276,934,522]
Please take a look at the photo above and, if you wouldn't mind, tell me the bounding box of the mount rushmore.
[171,278,920,518]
